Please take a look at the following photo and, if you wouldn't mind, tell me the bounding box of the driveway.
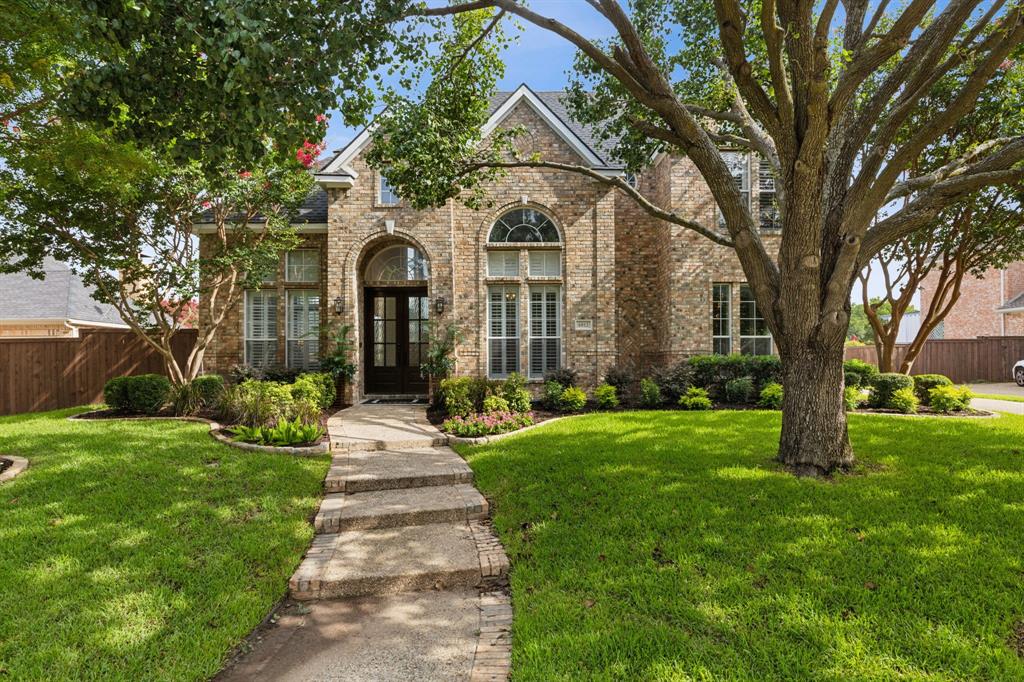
[968,383,1024,415]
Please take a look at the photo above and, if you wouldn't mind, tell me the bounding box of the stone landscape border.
[69,410,330,455]
[445,415,569,446]
[0,455,28,484]
[470,590,513,682]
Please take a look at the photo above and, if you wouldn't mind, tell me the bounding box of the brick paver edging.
[470,591,513,682]
[69,411,330,456]
[0,455,28,484]
[446,415,570,446]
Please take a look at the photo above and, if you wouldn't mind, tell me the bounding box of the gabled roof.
[0,258,128,327]
[318,84,626,182]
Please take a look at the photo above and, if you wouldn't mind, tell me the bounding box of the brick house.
[920,261,1024,339]
[196,85,780,400]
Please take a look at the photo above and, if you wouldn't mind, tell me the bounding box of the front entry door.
[364,288,429,395]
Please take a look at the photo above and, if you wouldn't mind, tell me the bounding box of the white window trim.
[244,289,278,367]
[712,283,731,355]
[285,249,319,283]
[487,285,520,379]
[378,172,400,206]
[528,250,561,278]
[718,151,751,228]
[739,284,773,355]
[528,284,562,379]
[285,290,321,370]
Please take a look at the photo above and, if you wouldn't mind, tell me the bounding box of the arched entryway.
[361,243,430,396]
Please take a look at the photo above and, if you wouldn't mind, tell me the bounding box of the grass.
[0,408,328,681]
[972,393,1024,403]
[456,410,1024,680]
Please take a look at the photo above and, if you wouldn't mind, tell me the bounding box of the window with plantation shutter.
[758,163,781,230]
[718,151,750,229]
[245,290,278,367]
[739,284,772,355]
[286,290,320,370]
[487,251,519,277]
[286,249,319,283]
[488,286,519,378]
[528,250,560,277]
[529,285,561,378]
[712,283,731,355]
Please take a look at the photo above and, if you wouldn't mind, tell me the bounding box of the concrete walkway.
[969,383,1024,415]
[218,404,511,682]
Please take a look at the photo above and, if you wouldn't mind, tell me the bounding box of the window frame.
[285,249,320,283]
[758,161,781,230]
[528,284,562,378]
[244,289,279,368]
[487,285,520,379]
[285,289,321,370]
[378,172,400,206]
[718,151,751,229]
[487,250,520,278]
[528,250,561,278]
[488,208,561,244]
[712,283,732,355]
[739,284,773,355]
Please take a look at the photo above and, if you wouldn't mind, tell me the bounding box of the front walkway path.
[217,404,511,682]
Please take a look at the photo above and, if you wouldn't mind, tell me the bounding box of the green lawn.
[0,408,328,681]
[457,411,1024,680]
[973,393,1024,404]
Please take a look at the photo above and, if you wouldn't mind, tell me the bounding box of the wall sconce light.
[333,296,344,315]
[434,296,446,315]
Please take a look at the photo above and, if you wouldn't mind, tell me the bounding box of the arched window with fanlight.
[364,245,429,285]
[485,207,563,379]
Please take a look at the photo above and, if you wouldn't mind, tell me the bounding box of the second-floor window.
[379,173,400,206]
[718,151,750,229]
[759,163,781,230]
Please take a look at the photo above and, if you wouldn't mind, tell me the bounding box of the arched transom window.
[488,208,560,243]
[364,245,429,284]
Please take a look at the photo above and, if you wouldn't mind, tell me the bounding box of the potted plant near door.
[421,322,461,406]
[321,323,357,407]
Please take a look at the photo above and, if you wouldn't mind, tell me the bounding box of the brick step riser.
[290,567,485,601]
[331,437,449,452]
[325,472,473,494]
[314,508,488,533]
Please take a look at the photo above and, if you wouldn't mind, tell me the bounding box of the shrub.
[232,418,325,446]
[679,386,712,410]
[544,367,578,387]
[228,380,294,427]
[300,372,336,409]
[441,411,534,437]
[686,354,781,397]
[172,382,204,416]
[594,383,619,409]
[843,386,863,412]
[288,375,325,409]
[746,355,783,389]
[438,377,473,417]
[192,375,225,407]
[912,374,953,405]
[542,380,564,410]
[288,397,322,426]
[482,395,511,414]
[126,374,172,414]
[844,359,879,387]
[468,377,501,412]
[603,367,634,400]
[929,385,974,413]
[558,386,588,412]
[868,372,915,408]
[844,371,862,388]
[501,375,533,413]
[103,376,132,412]
[725,376,755,404]
[889,386,919,414]
[649,362,692,403]
[639,378,662,407]
[228,364,264,384]
[758,382,784,409]
[262,366,302,383]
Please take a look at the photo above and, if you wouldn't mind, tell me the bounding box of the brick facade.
[199,93,780,399]
[920,261,1024,339]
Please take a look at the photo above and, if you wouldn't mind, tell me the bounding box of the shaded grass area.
[0,408,328,681]
[457,411,1024,680]
[973,393,1024,404]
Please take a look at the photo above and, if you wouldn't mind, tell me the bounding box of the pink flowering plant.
[441,411,534,438]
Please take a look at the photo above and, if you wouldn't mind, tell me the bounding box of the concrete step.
[314,484,488,533]
[290,522,504,600]
[331,435,449,452]
[325,447,473,493]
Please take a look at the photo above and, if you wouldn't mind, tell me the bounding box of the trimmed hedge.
[725,376,755,404]
[844,359,879,387]
[869,373,915,409]
[594,383,619,409]
[929,385,973,413]
[125,374,172,414]
[103,376,132,412]
[912,374,952,405]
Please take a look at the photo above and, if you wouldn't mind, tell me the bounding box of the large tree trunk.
[777,340,853,476]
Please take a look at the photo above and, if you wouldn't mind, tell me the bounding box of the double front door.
[364,288,429,395]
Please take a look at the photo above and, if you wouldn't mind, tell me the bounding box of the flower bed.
[441,411,534,438]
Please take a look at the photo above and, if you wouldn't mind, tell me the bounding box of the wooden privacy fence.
[844,336,1024,383]
[0,329,198,416]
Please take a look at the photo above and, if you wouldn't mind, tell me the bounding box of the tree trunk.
[777,341,854,476]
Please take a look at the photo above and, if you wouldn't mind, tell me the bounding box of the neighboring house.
[0,258,129,338]
[195,85,781,400]
[920,261,1024,339]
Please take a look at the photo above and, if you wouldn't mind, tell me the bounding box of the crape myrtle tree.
[365,0,1024,475]
[859,56,1024,373]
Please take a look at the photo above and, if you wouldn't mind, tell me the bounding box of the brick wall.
[919,263,1024,339]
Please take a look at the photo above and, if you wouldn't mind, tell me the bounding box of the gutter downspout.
[1001,269,1006,336]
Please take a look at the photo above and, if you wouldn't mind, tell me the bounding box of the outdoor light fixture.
[333,296,343,315]
[434,296,446,315]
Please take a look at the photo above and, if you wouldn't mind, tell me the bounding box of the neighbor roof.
[0,258,128,327]
[999,290,1024,311]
